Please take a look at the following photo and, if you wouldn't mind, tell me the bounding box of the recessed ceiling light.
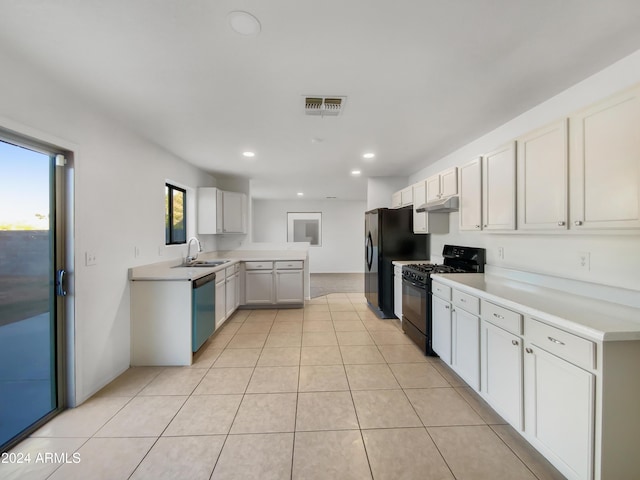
[297,192,304,196]
[363,153,375,159]
[351,170,362,176]
[242,151,255,158]
[228,11,261,36]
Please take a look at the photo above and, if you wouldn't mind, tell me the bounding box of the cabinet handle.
[483,224,488,228]
[512,340,519,346]
[574,220,583,226]
[493,313,504,319]
[547,336,565,346]
[525,347,533,354]
[445,305,450,310]
[460,298,466,302]
[557,221,566,226]
[475,225,481,229]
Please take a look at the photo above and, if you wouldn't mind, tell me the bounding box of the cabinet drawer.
[275,260,303,270]
[432,282,451,301]
[245,261,273,270]
[481,300,523,335]
[526,317,595,370]
[452,289,479,315]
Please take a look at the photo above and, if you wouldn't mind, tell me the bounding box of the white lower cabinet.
[393,265,403,320]
[244,260,304,306]
[481,320,523,429]
[275,269,304,304]
[431,279,640,480]
[452,306,480,390]
[225,270,237,318]
[524,340,594,480]
[431,295,452,364]
[215,273,226,327]
[245,270,274,304]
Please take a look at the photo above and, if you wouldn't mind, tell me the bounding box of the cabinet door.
[197,187,223,234]
[440,167,458,197]
[459,158,482,231]
[393,266,403,319]
[570,85,640,229]
[222,191,246,233]
[245,270,274,304]
[225,275,236,317]
[432,296,452,364]
[391,191,402,208]
[215,279,226,327]
[426,175,441,202]
[234,273,240,309]
[481,321,523,429]
[275,270,303,304]
[452,308,480,390]
[524,344,595,480]
[517,119,568,230]
[482,142,516,230]
[412,182,427,233]
[401,186,413,206]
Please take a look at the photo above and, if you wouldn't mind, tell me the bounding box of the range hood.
[416,196,459,213]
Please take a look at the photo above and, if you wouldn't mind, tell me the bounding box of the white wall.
[0,47,218,404]
[252,199,366,273]
[409,48,640,292]
[367,176,408,210]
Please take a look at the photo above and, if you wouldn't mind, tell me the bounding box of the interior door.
[0,138,65,451]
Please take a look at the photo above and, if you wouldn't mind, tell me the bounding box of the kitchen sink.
[172,260,230,268]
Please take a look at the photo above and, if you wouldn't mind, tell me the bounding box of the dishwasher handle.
[193,272,216,288]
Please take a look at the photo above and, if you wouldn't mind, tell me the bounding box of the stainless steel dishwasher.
[192,272,216,352]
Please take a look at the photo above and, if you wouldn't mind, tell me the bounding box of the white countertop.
[129,250,308,281]
[432,273,640,342]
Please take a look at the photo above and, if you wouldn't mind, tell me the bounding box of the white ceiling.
[1,0,640,200]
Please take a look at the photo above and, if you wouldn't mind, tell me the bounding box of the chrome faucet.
[186,236,202,264]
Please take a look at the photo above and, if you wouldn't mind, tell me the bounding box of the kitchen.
[1,1,640,479]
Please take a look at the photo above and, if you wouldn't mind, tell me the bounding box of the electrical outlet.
[578,251,590,271]
[134,246,140,258]
[85,251,97,266]
[158,246,164,257]
[498,247,504,260]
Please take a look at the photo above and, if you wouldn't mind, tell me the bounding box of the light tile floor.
[1,293,566,480]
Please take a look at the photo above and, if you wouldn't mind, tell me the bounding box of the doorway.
[0,136,67,452]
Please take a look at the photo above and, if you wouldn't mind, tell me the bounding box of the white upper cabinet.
[459,158,483,231]
[221,190,246,234]
[569,85,640,230]
[426,167,458,203]
[198,187,247,234]
[391,191,402,208]
[482,142,517,230]
[517,119,569,230]
[412,181,427,233]
[391,186,413,208]
[412,180,449,234]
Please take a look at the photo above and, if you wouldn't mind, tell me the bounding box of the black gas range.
[401,245,485,355]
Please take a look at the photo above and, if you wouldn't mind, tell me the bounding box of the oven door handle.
[402,278,424,289]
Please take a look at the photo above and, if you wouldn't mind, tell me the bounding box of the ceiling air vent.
[304,96,346,117]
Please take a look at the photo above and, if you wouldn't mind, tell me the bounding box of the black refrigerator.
[364,207,428,318]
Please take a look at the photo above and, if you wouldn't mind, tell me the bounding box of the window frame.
[165,183,187,245]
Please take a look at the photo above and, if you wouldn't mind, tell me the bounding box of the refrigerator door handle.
[366,232,373,271]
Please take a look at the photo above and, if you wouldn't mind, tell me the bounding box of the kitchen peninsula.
[129,247,309,367]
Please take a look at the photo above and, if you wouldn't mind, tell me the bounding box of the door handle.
[56,269,67,297]
[366,233,374,271]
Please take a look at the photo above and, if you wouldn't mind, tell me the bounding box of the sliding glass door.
[0,137,65,451]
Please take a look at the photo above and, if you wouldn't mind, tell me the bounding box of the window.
[165,183,186,244]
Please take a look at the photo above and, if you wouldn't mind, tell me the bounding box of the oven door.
[401,277,427,335]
